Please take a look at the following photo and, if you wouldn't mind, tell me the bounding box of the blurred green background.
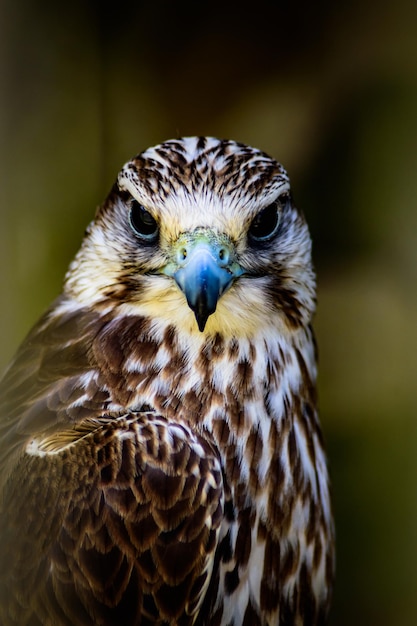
[0,1,416,624]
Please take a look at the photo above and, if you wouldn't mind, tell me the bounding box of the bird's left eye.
[248,201,281,242]
[129,200,159,242]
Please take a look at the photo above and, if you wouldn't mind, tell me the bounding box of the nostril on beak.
[178,247,188,262]
[218,247,230,264]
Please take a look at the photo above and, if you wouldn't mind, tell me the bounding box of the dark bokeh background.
[1,1,416,624]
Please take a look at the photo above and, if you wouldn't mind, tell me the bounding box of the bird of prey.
[0,137,334,626]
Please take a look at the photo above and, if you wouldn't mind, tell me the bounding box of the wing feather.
[0,413,224,625]
[0,300,111,484]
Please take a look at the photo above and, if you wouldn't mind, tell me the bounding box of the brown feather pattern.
[0,414,223,625]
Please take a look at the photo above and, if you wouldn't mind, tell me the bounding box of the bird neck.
[89,307,318,432]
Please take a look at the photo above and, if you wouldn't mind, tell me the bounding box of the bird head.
[64,137,316,338]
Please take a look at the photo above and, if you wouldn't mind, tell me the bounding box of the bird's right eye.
[129,200,159,242]
[248,201,281,243]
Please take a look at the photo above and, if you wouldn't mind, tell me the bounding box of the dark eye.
[129,200,158,242]
[248,200,281,242]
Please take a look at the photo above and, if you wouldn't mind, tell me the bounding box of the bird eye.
[248,201,281,242]
[129,200,159,242]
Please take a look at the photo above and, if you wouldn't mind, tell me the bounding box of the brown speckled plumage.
[0,137,334,625]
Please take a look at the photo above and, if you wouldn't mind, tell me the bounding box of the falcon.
[0,137,334,625]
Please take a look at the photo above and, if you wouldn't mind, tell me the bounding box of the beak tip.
[193,304,213,332]
[196,315,208,332]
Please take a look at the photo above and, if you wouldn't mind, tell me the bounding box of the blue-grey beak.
[162,231,244,331]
